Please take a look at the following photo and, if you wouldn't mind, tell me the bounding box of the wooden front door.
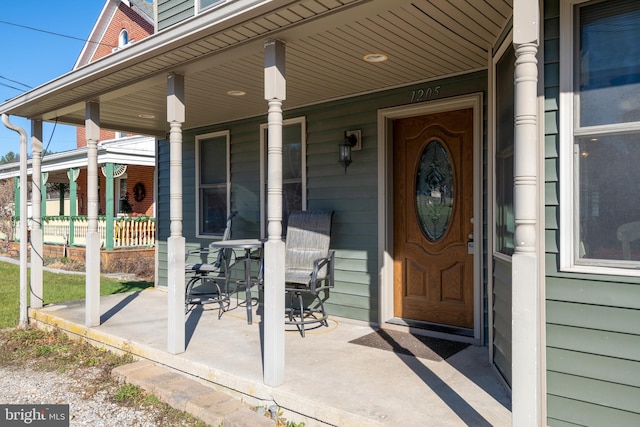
[393,108,474,329]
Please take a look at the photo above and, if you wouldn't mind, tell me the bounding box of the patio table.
[209,239,263,324]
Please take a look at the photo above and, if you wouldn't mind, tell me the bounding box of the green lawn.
[0,261,153,328]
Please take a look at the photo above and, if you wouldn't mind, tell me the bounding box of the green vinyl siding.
[544,0,640,424]
[156,139,170,283]
[157,70,488,325]
[492,257,512,386]
[157,0,194,31]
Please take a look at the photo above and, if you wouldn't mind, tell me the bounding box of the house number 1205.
[410,86,441,103]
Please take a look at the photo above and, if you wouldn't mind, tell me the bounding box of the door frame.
[377,93,484,344]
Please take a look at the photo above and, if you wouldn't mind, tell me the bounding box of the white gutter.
[2,114,28,327]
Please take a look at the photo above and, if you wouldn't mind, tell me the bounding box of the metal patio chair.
[284,210,335,337]
[184,211,237,316]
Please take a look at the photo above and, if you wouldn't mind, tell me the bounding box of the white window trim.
[195,130,230,239]
[559,0,640,276]
[259,116,307,238]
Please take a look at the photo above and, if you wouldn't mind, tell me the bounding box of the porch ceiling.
[0,0,511,136]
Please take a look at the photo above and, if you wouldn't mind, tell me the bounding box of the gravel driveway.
[0,365,163,427]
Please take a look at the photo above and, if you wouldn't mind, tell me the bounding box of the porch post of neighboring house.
[166,72,186,354]
[40,172,48,219]
[85,101,102,327]
[512,1,542,425]
[104,163,115,251]
[68,168,80,247]
[30,120,44,309]
[263,39,286,387]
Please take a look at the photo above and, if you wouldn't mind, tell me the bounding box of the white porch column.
[85,101,101,327]
[166,73,186,354]
[30,120,44,309]
[512,1,542,425]
[263,39,286,387]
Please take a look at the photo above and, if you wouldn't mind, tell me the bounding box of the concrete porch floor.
[29,287,511,426]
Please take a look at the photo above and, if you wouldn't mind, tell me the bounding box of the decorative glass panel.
[416,140,454,241]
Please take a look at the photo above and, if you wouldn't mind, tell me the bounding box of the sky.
[0,2,106,156]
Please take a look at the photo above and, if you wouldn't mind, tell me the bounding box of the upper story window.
[560,0,640,273]
[260,117,307,237]
[118,30,129,47]
[199,0,226,12]
[196,131,230,237]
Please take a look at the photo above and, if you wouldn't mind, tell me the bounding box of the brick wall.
[7,241,154,272]
[76,165,154,216]
[75,3,153,148]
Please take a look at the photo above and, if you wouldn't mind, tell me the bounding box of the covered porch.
[29,288,511,426]
[1,0,542,424]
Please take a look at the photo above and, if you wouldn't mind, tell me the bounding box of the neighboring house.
[0,0,638,426]
[0,0,156,249]
[0,135,155,248]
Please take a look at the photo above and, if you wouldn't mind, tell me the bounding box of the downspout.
[2,114,29,327]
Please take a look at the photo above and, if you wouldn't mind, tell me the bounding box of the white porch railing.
[15,216,156,248]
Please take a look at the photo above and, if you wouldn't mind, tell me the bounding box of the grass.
[0,326,208,426]
[0,259,153,328]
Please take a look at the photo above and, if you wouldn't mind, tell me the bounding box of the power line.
[0,75,32,93]
[0,75,31,89]
[0,19,116,48]
[0,81,26,92]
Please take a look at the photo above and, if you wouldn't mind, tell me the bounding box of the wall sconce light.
[339,130,361,173]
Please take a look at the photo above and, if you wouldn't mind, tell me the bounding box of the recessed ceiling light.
[363,53,388,63]
[227,90,246,96]
[138,113,155,119]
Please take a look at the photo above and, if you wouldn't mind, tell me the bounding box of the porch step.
[112,360,274,427]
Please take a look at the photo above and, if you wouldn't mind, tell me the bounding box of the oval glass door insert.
[416,140,454,241]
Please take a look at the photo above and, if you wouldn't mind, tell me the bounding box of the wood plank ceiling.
[4,0,512,136]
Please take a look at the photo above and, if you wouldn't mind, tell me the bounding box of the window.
[494,42,516,256]
[199,0,225,11]
[196,131,230,237]
[260,117,306,237]
[561,0,640,271]
[118,177,131,214]
[118,30,129,47]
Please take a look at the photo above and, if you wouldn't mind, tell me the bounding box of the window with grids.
[564,0,640,267]
[197,132,229,236]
